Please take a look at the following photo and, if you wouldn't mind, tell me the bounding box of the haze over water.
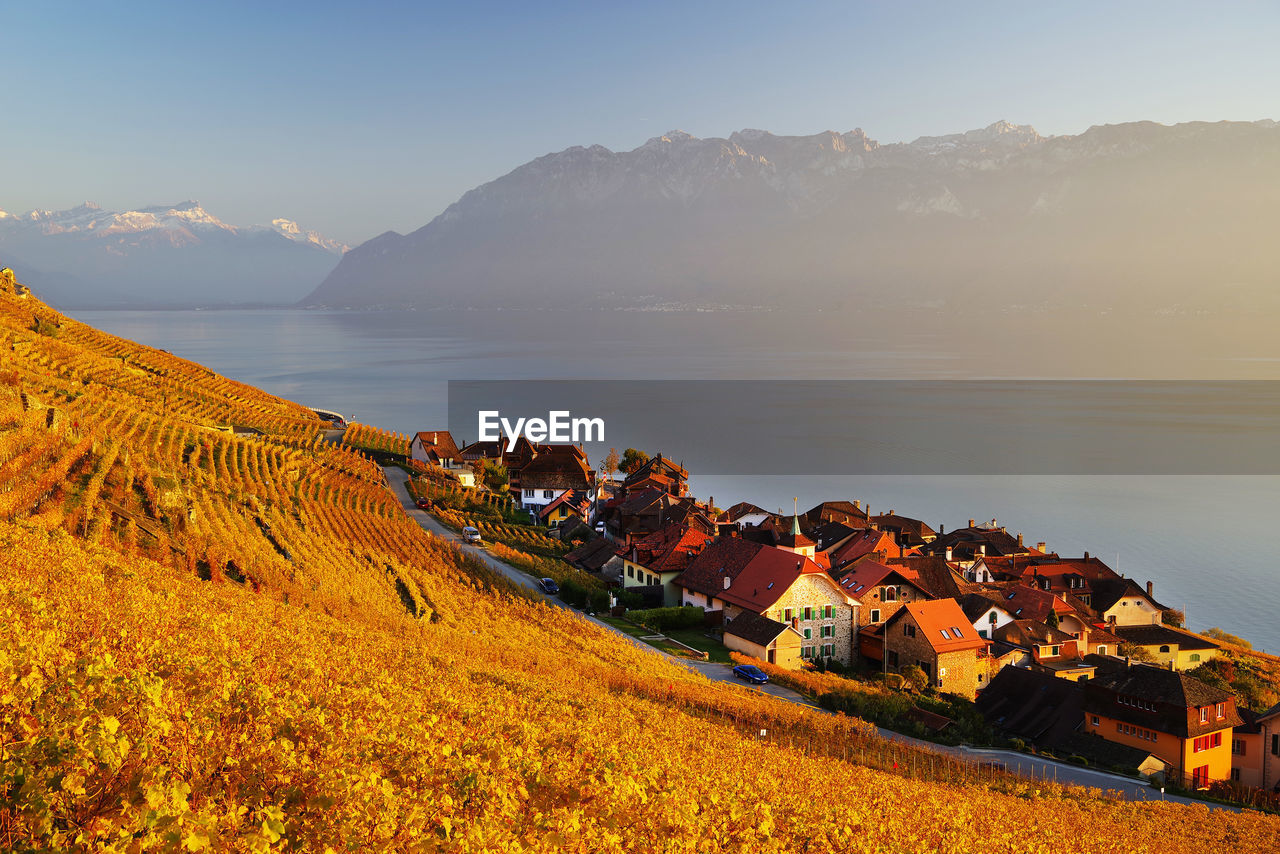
[79,307,1280,653]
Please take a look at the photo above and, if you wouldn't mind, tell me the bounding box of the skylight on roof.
[767,582,774,589]
[940,629,951,639]
[951,626,963,637]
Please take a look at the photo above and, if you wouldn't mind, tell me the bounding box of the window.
[1091,715,1100,727]
[988,612,998,624]
[886,651,899,668]
[978,629,987,638]
[1097,645,1107,656]
[543,489,554,499]
[1050,645,1060,657]
[940,628,951,640]
[1232,739,1245,756]
[627,566,634,578]
[821,643,834,658]
[803,607,813,621]
[1211,732,1222,749]
[823,605,833,619]
[1200,707,1209,723]
[821,625,834,638]
[1189,653,1201,663]
[1273,734,1280,756]
[803,628,812,640]
[1231,768,1241,783]
[903,624,916,638]
[951,626,963,637]
[801,646,814,659]
[1217,702,1225,719]
[784,608,794,622]
[870,609,881,623]
[1158,645,1170,653]
[883,586,897,602]
[1192,765,1209,789]
[524,488,535,497]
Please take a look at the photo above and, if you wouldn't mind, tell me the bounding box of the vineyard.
[410,476,570,558]
[2,275,1279,852]
[341,422,411,457]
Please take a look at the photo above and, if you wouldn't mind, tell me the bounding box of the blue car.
[539,577,560,595]
[733,664,769,685]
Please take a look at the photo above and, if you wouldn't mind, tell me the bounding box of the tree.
[900,664,929,693]
[1045,612,1060,630]
[1162,608,1185,628]
[619,448,649,476]
[600,447,620,483]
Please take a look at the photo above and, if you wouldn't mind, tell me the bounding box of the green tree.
[900,664,929,693]
[619,448,650,475]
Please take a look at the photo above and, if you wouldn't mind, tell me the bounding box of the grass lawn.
[664,628,733,663]
[597,616,651,639]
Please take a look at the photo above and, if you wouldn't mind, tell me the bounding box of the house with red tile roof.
[411,430,475,486]
[673,538,859,666]
[829,528,911,570]
[621,523,713,606]
[801,500,868,531]
[883,599,990,700]
[515,446,595,517]
[833,560,931,629]
[871,512,938,547]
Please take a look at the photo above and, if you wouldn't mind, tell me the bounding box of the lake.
[78,307,1280,652]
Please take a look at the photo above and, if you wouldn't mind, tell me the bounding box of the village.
[404,428,1280,804]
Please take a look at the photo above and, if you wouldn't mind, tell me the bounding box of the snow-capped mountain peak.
[269,218,349,254]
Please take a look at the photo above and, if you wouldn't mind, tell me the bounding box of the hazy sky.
[2,1,1277,245]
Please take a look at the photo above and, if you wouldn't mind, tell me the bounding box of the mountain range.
[0,201,346,307]
[306,119,1280,314]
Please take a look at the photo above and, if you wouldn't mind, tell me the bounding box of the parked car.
[461,526,483,544]
[539,577,560,595]
[732,664,769,685]
[415,497,433,510]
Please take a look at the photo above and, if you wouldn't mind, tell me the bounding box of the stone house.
[882,599,990,700]
[834,560,932,628]
[673,537,859,666]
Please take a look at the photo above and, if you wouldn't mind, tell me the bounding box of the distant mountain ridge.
[0,200,346,307]
[306,119,1280,313]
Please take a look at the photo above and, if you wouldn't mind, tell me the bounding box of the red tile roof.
[897,600,989,654]
[673,538,838,614]
[982,584,1075,623]
[414,430,460,461]
[834,560,930,602]
[628,524,713,575]
[830,528,910,567]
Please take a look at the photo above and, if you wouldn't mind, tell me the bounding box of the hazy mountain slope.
[306,120,1280,312]
[0,201,346,307]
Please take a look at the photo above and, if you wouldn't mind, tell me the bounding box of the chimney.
[1036,542,1046,552]
[978,544,986,557]
[945,547,953,561]
[1017,532,1024,547]
[1146,580,1154,597]
[433,432,437,445]
[723,575,731,590]
[968,519,975,528]
[939,524,945,535]
[1084,551,1090,560]
[854,500,860,509]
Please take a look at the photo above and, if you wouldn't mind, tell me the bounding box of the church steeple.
[779,497,815,558]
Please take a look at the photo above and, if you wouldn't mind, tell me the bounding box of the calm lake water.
[78,307,1280,652]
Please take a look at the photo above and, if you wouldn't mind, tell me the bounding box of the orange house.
[1083,662,1242,788]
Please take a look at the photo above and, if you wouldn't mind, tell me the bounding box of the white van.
[461,526,483,544]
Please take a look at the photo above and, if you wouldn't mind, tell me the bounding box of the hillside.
[2,270,1278,851]
[306,119,1280,315]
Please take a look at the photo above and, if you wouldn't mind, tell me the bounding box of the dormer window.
[1217,702,1225,719]
[1200,707,1209,723]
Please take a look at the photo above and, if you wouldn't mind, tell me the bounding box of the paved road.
[382,466,1227,810]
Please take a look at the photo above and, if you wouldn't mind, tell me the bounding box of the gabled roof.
[1089,577,1169,614]
[978,666,1086,745]
[981,584,1075,624]
[724,611,799,648]
[886,555,978,600]
[890,600,989,654]
[628,523,712,575]
[414,430,460,461]
[833,560,929,602]
[1084,663,1243,738]
[519,450,592,491]
[622,453,687,488]
[922,524,1034,558]
[1111,624,1221,652]
[957,592,1013,624]
[720,501,768,523]
[810,521,860,551]
[994,619,1078,649]
[563,537,621,572]
[802,500,868,530]
[871,513,937,545]
[673,538,841,614]
[537,489,591,520]
[830,528,906,567]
